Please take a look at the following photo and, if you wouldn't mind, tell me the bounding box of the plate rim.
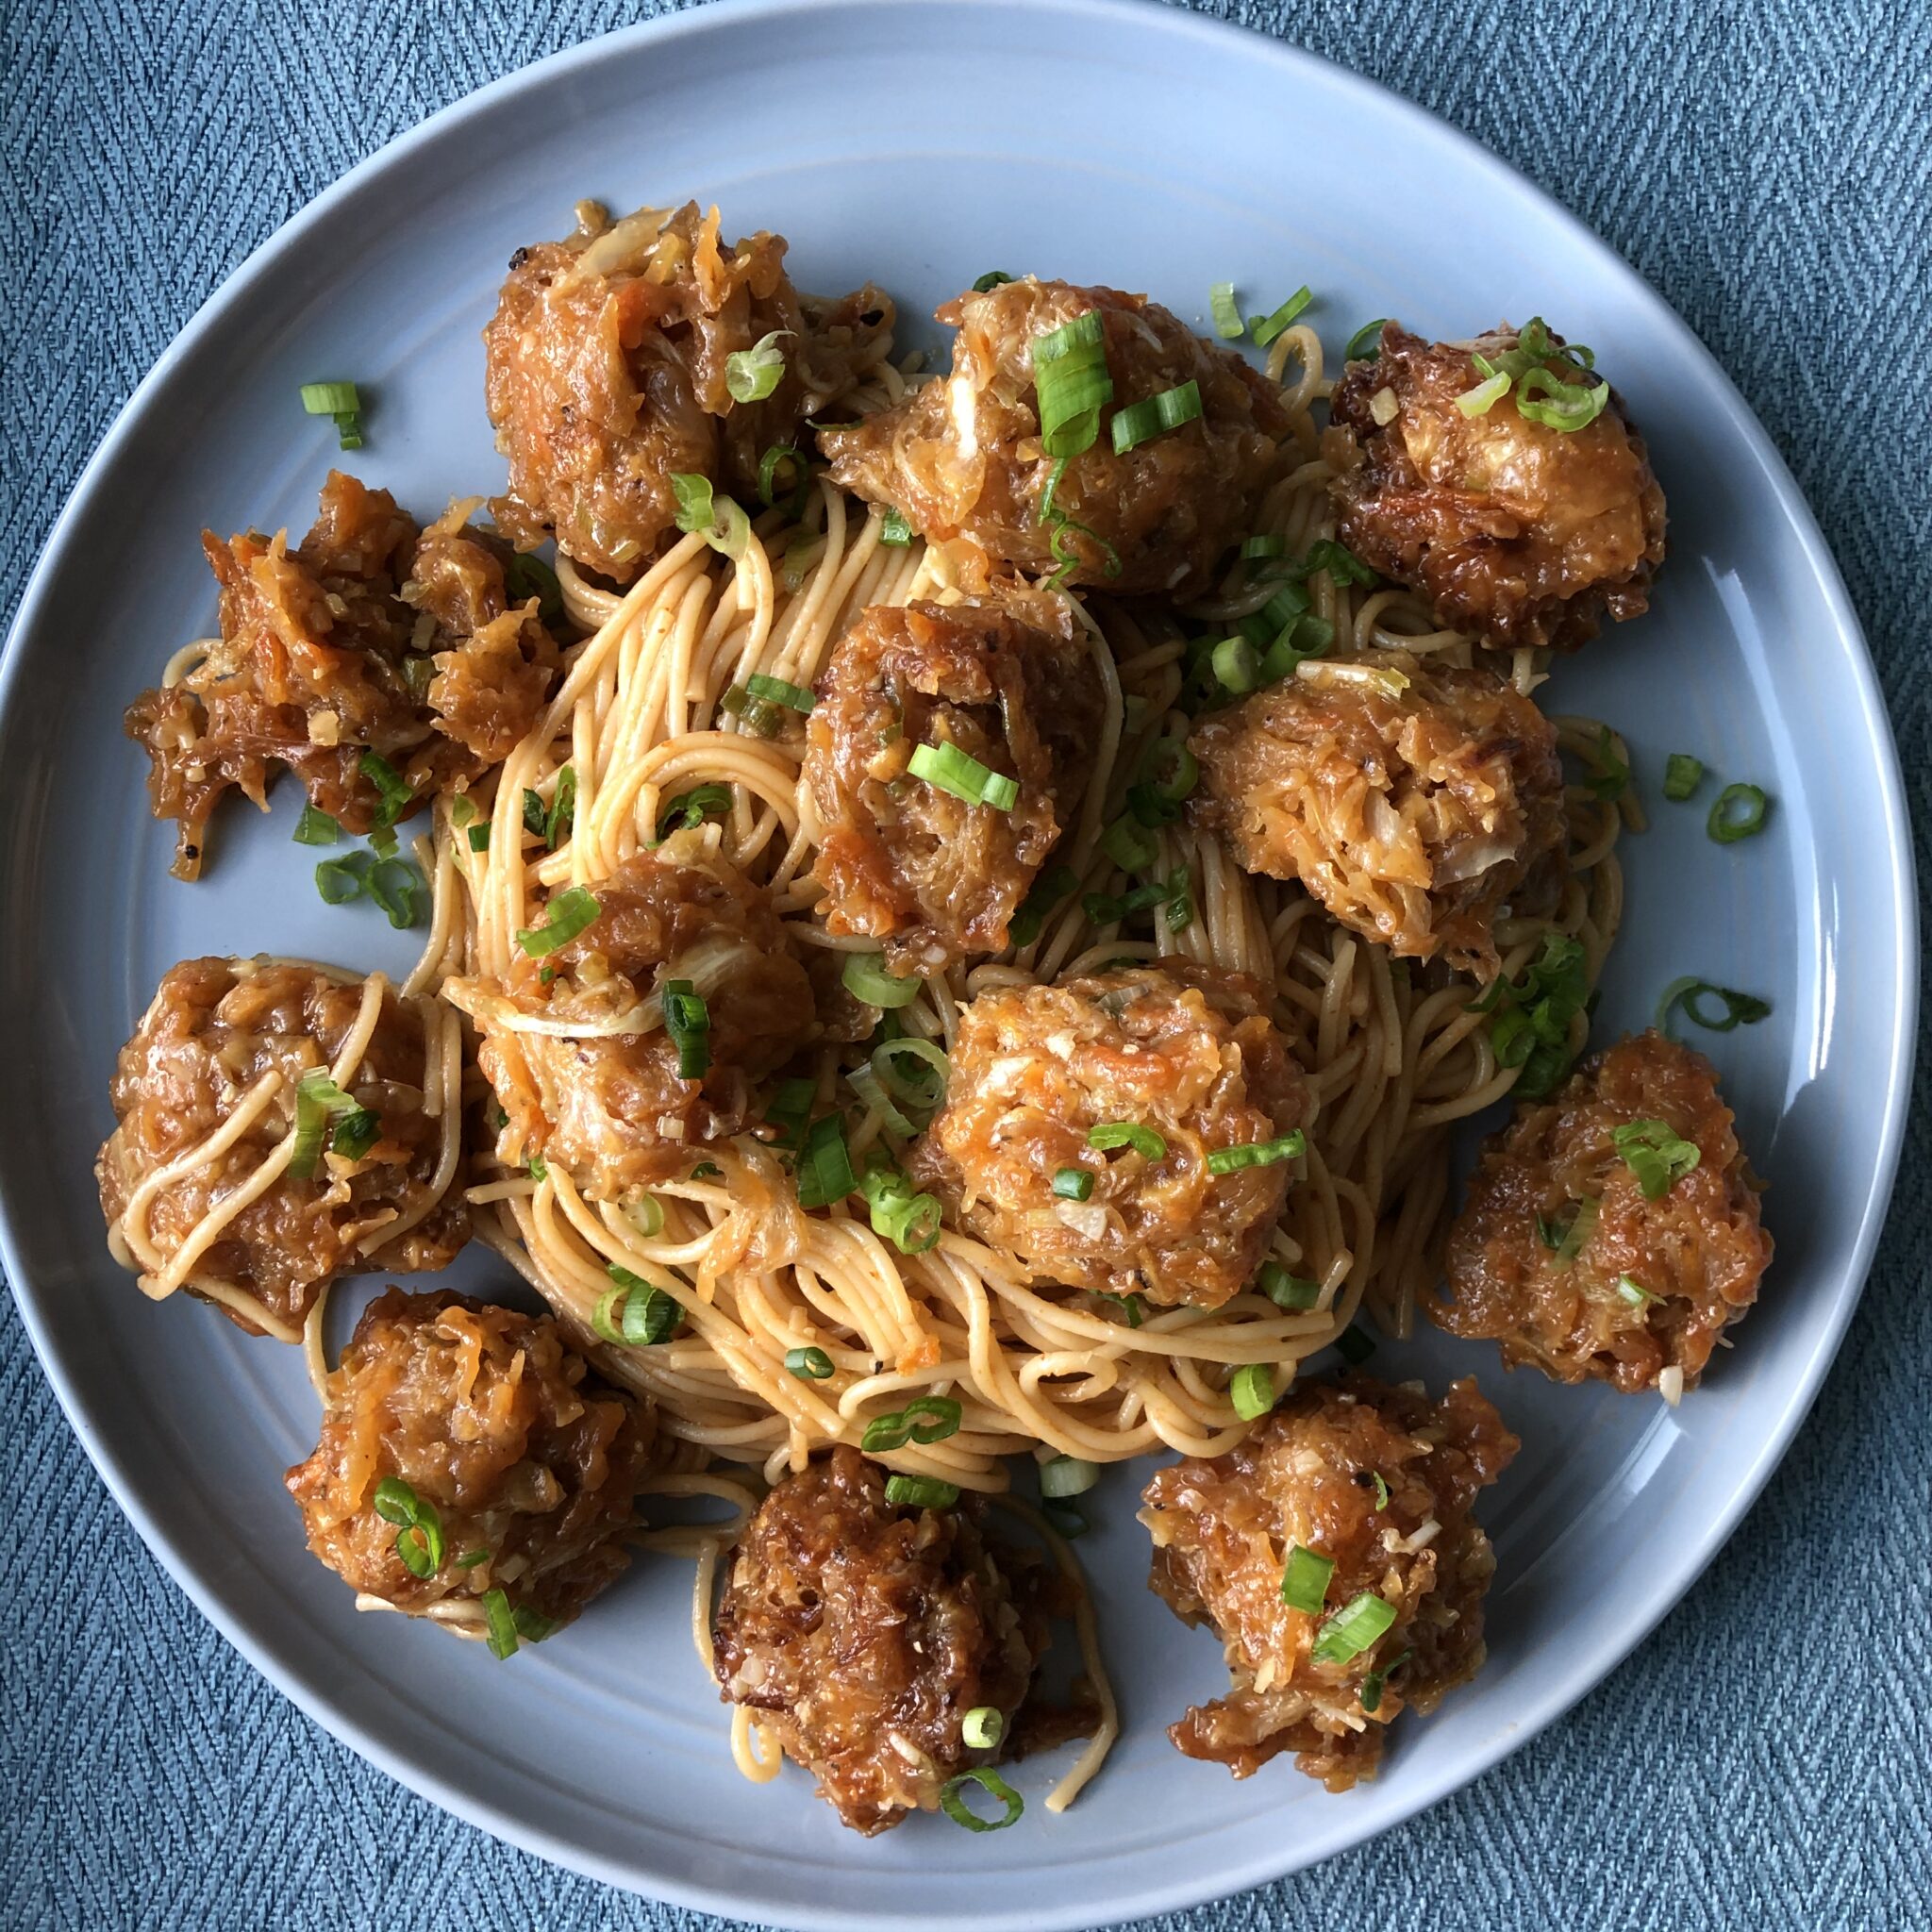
[1,0,1917,1921]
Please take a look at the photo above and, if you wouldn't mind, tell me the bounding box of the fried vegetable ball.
[1437,1029,1773,1395]
[485,199,890,581]
[822,276,1290,595]
[1188,654,1564,975]
[1324,321,1667,653]
[96,958,466,1339]
[125,475,562,878]
[1141,1375,1518,1790]
[454,840,816,1198]
[908,963,1307,1309]
[286,1288,656,1633]
[711,1447,1048,1835]
[804,596,1101,971]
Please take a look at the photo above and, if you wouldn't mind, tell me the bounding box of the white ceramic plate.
[0,1,1913,1924]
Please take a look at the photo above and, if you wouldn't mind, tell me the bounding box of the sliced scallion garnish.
[515,886,600,958]
[908,741,1019,810]
[1207,1132,1306,1175]
[1087,1122,1166,1159]
[1310,1591,1397,1666]
[1280,1543,1335,1613]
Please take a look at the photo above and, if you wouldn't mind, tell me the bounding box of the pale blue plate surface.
[0,0,1913,1924]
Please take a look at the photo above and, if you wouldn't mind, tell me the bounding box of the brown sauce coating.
[1438,1029,1773,1391]
[1324,322,1667,653]
[711,1446,1047,1835]
[804,597,1101,972]
[822,277,1290,596]
[95,958,466,1335]
[484,201,891,582]
[1141,1376,1517,1790]
[467,841,816,1197]
[908,963,1307,1309]
[125,475,561,878]
[286,1288,655,1625]
[1189,656,1564,975]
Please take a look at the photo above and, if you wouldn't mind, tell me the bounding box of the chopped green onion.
[940,1768,1024,1833]
[1229,1362,1274,1421]
[1008,863,1077,948]
[1101,815,1158,872]
[962,1706,1005,1750]
[1708,782,1770,843]
[884,1474,960,1509]
[1280,1543,1335,1613]
[719,683,783,736]
[526,1154,548,1182]
[597,1265,683,1346]
[972,270,1015,292]
[1543,1197,1599,1269]
[523,789,549,841]
[358,751,412,830]
[861,1395,962,1453]
[1040,1456,1099,1499]
[1344,319,1390,361]
[1052,1167,1094,1202]
[1212,636,1260,694]
[515,886,600,958]
[1109,379,1204,455]
[1032,308,1112,458]
[1249,286,1313,347]
[670,473,751,559]
[690,1161,722,1180]
[1656,976,1773,1040]
[1241,533,1286,561]
[1141,738,1199,805]
[1291,539,1378,589]
[1586,726,1629,803]
[545,764,576,849]
[288,1071,363,1180]
[785,1345,835,1380]
[482,1587,521,1659]
[1164,864,1194,935]
[745,673,815,714]
[1088,1122,1166,1159]
[724,329,789,404]
[1514,361,1609,431]
[796,1114,858,1209]
[372,1477,420,1525]
[467,824,491,853]
[857,1158,944,1254]
[367,857,425,930]
[1457,369,1513,417]
[1207,1131,1306,1175]
[300,380,359,416]
[1043,512,1122,588]
[878,506,914,545]
[330,1108,381,1163]
[657,782,732,841]
[1208,282,1244,338]
[846,1062,914,1136]
[757,444,809,515]
[1334,1324,1375,1366]
[1310,1591,1397,1666]
[628,1193,664,1239]
[1662,753,1705,801]
[1613,1119,1702,1200]
[1257,1261,1320,1310]
[1476,932,1590,1100]
[504,552,563,622]
[872,1037,949,1117]
[908,741,1019,810]
[1359,1645,1412,1714]
[512,1604,556,1643]
[1617,1274,1658,1307]
[661,978,711,1079]
[841,952,922,1008]
[367,825,399,860]
[453,1548,489,1571]
[293,806,340,846]
[1097,1291,1144,1328]
[1369,1470,1391,1509]
[399,654,436,703]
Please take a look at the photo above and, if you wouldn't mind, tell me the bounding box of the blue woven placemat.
[3,2,1926,1925]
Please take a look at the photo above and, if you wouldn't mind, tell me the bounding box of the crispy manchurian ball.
[286,1288,656,1629]
[1141,1376,1518,1790]
[96,957,465,1337]
[125,475,561,879]
[908,963,1307,1309]
[1437,1029,1773,1394]
[484,200,890,582]
[1324,321,1667,653]
[1189,655,1564,975]
[711,1447,1048,1835]
[458,841,816,1199]
[804,596,1102,972]
[822,277,1291,596]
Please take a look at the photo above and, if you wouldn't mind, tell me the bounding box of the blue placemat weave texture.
[2,1,1927,1926]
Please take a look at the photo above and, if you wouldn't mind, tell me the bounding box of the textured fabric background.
[2,1,1926,1926]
